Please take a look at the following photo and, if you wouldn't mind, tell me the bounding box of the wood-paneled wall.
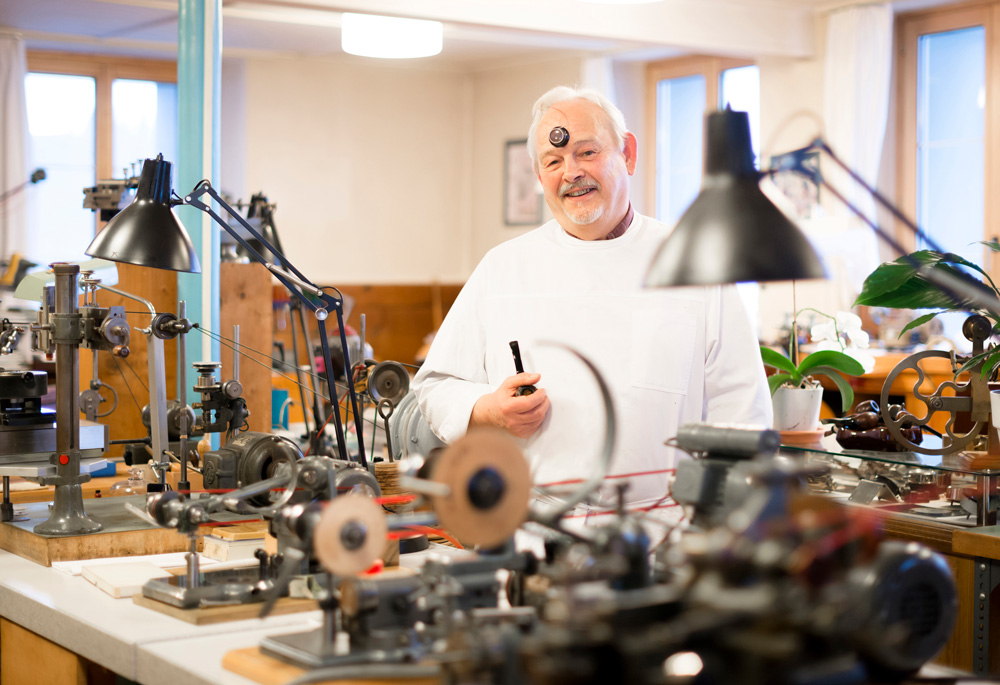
[273,283,463,370]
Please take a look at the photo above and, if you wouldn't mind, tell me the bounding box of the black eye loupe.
[548,127,569,147]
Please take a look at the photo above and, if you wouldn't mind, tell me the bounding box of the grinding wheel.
[430,428,530,548]
[314,493,388,575]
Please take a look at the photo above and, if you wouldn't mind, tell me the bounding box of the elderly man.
[413,85,770,506]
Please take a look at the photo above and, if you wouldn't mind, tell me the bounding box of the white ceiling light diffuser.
[341,13,443,58]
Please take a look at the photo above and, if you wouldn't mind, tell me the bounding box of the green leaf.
[980,240,1000,253]
[954,348,995,378]
[767,372,795,396]
[807,365,855,414]
[760,346,797,374]
[853,250,1000,311]
[898,312,942,338]
[854,251,942,304]
[797,350,865,377]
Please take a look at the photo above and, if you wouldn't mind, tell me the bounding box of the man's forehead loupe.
[548,126,569,148]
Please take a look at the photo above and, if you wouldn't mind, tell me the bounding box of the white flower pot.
[772,384,824,432]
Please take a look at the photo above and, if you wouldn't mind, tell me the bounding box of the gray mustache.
[560,181,599,196]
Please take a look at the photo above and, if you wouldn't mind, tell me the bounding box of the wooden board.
[222,646,440,685]
[953,524,1000,559]
[1,617,117,685]
[78,262,178,461]
[221,262,273,436]
[0,497,197,567]
[82,560,169,598]
[0,523,192,567]
[208,520,269,541]
[132,593,318,626]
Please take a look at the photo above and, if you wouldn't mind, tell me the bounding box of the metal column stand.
[176,300,191,494]
[35,263,102,535]
[974,557,1000,674]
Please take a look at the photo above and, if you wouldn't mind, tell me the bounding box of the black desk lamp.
[644,108,1000,320]
[86,155,366,466]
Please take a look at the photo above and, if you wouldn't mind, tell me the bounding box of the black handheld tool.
[509,341,537,397]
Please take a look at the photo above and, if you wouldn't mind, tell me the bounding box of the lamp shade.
[86,155,201,274]
[644,109,825,287]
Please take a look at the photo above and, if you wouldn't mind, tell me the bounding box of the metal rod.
[287,304,312,438]
[299,305,326,432]
[232,324,240,384]
[185,534,200,589]
[177,300,190,494]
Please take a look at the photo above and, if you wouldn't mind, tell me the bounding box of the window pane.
[655,74,705,224]
[24,73,96,267]
[112,79,178,181]
[720,65,760,167]
[916,26,985,261]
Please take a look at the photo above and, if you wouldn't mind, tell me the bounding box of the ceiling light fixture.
[341,13,443,59]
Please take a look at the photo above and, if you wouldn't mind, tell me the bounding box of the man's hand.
[469,373,550,438]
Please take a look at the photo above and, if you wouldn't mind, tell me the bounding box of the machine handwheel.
[879,350,981,456]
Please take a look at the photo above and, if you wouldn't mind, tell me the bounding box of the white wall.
[231,56,470,284]
[222,34,832,290]
[467,56,583,268]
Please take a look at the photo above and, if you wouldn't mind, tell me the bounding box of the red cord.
[537,467,676,489]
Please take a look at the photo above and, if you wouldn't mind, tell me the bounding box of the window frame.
[26,51,177,181]
[896,3,999,268]
[645,55,754,221]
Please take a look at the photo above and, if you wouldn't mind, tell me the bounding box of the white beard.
[566,203,604,225]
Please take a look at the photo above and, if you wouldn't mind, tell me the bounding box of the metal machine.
[249,423,957,685]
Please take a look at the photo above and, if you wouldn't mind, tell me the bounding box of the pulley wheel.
[368,361,410,404]
[430,428,530,548]
[314,493,387,575]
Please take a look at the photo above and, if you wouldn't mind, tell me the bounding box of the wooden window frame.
[26,51,176,180]
[896,2,1000,271]
[644,55,754,219]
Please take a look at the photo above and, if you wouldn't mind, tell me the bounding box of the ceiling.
[0,0,962,70]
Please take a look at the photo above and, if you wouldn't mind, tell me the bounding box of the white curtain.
[0,35,30,263]
[758,4,893,343]
[819,3,894,291]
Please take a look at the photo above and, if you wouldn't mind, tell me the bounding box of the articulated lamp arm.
[769,138,1000,320]
[179,181,367,467]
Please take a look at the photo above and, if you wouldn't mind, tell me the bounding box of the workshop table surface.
[0,547,320,682]
[136,622,319,685]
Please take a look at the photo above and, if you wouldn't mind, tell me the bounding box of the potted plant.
[760,310,869,431]
[854,247,1000,377]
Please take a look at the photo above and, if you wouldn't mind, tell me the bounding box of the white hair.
[526,86,629,169]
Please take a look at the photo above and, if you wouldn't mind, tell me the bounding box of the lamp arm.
[179,181,367,467]
[771,139,1000,319]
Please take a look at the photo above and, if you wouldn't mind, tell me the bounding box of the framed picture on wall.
[504,139,542,226]
[768,150,820,220]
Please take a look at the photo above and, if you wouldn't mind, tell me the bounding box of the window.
[898,5,995,261]
[23,73,96,267]
[24,52,177,269]
[898,5,999,347]
[646,56,759,225]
